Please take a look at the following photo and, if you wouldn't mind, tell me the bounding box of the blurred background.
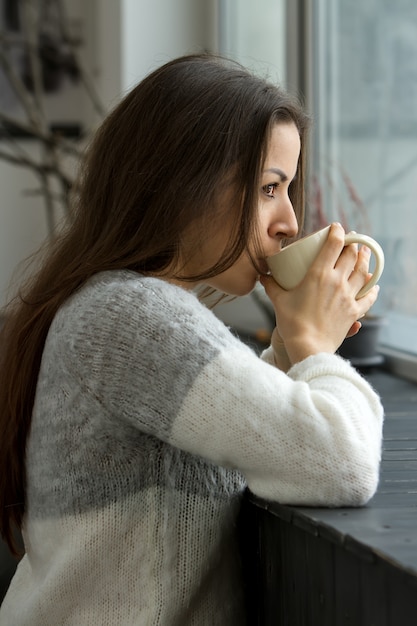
[0,0,416,368]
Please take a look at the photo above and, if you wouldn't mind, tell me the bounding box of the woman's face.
[185,122,301,296]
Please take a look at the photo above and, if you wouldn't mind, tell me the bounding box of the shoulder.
[52,270,247,356]
[56,270,202,326]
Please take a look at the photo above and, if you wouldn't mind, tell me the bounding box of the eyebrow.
[264,167,288,182]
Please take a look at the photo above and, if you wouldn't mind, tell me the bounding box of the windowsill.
[242,368,417,624]
[379,346,417,384]
[378,312,417,383]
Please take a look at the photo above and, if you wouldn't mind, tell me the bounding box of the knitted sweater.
[0,270,384,625]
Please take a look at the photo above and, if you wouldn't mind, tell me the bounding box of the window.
[217,0,417,379]
[307,0,417,376]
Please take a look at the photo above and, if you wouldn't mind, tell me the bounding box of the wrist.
[284,335,335,364]
[271,328,292,372]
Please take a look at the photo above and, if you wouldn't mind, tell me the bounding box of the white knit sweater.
[0,271,384,625]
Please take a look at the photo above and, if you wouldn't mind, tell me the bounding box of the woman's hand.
[260,223,380,365]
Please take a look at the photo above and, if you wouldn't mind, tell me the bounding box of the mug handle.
[344,233,385,299]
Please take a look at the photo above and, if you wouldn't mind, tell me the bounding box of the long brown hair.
[0,53,309,553]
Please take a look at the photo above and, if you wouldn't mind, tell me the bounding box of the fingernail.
[362,245,371,256]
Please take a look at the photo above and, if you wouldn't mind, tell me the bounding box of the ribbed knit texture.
[0,271,384,625]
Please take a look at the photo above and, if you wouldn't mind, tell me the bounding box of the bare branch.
[0,0,104,237]
[0,149,39,170]
[21,0,47,132]
[39,172,56,233]
[0,148,73,188]
[0,25,44,130]
[55,0,105,117]
[0,111,84,159]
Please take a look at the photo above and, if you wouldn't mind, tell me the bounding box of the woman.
[0,54,383,625]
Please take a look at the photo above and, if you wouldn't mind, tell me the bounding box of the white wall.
[121,0,211,93]
[93,0,123,110]
[0,162,46,303]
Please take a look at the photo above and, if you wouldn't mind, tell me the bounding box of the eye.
[262,182,279,198]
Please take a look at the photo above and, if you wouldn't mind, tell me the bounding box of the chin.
[207,266,258,296]
[221,278,258,297]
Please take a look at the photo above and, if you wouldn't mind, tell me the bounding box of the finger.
[348,246,372,294]
[313,222,346,269]
[333,228,364,276]
[356,284,380,314]
[334,245,361,286]
[346,321,362,338]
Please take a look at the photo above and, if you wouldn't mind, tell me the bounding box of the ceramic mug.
[266,225,384,299]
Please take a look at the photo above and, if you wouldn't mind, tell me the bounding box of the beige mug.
[267,225,384,299]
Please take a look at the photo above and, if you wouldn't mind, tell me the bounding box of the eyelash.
[262,182,279,198]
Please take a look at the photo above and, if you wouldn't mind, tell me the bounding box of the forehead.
[264,123,301,177]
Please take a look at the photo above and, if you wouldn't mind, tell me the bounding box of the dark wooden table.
[243,369,417,625]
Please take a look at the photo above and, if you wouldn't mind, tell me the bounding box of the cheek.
[246,216,264,257]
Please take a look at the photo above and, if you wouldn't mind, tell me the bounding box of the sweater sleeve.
[172,348,383,506]
[56,273,384,508]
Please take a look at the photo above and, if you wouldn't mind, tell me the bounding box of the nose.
[267,195,299,242]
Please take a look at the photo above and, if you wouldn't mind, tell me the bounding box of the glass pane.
[218,0,285,81]
[310,0,417,355]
